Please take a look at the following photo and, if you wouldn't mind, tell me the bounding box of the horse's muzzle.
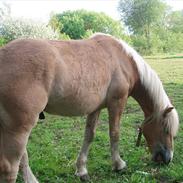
[152,146,172,165]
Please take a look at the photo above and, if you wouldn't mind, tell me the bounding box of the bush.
[50,10,125,39]
[0,37,7,46]
[162,32,183,54]
[58,32,70,40]
[131,35,148,55]
[0,17,59,41]
[81,29,94,39]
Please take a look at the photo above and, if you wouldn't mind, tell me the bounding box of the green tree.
[118,0,168,53]
[49,10,124,39]
[166,10,183,33]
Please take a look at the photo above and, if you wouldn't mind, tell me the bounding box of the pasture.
[17,55,183,183]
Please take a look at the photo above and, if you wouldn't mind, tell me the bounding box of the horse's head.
[142,106,179,164]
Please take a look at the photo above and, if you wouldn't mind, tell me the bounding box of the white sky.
[1,0,183,23]
[4,0,120,22]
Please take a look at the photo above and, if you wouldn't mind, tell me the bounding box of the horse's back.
[45,37,119,115]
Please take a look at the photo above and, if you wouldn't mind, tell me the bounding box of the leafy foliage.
[0,2,183,55]
[49,10,125,39]
[167,10,183,33]
[118,0,183,54]
[118,0,168,54]
[118,0,167,34]
[0,37,7,46]
[0,17,59,41]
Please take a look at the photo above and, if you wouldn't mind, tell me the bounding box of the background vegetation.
[118,0,183,54]
[1,0,183,55]
[49,10,125,39]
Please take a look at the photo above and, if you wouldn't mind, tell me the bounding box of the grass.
[17,55,183,183]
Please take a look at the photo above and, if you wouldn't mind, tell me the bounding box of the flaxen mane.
[119,37,179,136]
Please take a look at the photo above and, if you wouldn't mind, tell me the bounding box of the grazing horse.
[0,33,179,182]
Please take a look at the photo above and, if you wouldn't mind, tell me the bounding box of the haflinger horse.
[0,33,179,182]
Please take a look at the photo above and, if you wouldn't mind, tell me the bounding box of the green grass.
[17,55,183,183]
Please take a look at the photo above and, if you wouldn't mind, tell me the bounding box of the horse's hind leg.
[108,96,127,171]
[0,125,31,183]
[76,110,100,180]
[20,149,39,183]
[0,85,47,182]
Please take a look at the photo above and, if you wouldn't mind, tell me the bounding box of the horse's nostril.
[154,152,163,163]
[156,153,162,162]
[153,151,171,165]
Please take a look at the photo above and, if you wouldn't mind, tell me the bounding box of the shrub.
[0,37,7,46]
[81,29,94,39]
[0,17,59,41]
[162,32,183,54]
[50,10,125,39]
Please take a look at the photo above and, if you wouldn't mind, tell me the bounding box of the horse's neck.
[117,37,170,118]
[131,82,155,118]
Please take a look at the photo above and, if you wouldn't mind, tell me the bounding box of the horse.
[0,33,179,182]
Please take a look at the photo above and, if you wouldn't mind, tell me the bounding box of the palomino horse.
[0,33,179,182]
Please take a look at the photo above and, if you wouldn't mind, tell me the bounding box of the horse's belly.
[46,60,111,116]
[45,92,105,116]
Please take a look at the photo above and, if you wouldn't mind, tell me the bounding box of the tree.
[166,10,183,33]
[118,0,168,53]
[49,10,125,39]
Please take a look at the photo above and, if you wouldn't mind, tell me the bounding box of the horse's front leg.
[108,96,127,171]
[76,110,100,181]
[20,149,39,183]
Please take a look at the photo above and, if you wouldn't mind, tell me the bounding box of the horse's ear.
[163,106,174,117]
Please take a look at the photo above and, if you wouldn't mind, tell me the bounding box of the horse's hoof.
[112,159,127,172]
[114,165,127,174]
[80,174,90,182]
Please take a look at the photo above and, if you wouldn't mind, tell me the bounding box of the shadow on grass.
[145,55,183,60]
[163,55,183,59]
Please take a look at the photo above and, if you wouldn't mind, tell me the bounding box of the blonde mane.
[118,39,179,136]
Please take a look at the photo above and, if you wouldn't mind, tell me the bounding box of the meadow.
[17,55,183,183]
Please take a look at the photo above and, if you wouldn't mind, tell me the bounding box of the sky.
[4,1,120,22]
[1,0,183,23]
